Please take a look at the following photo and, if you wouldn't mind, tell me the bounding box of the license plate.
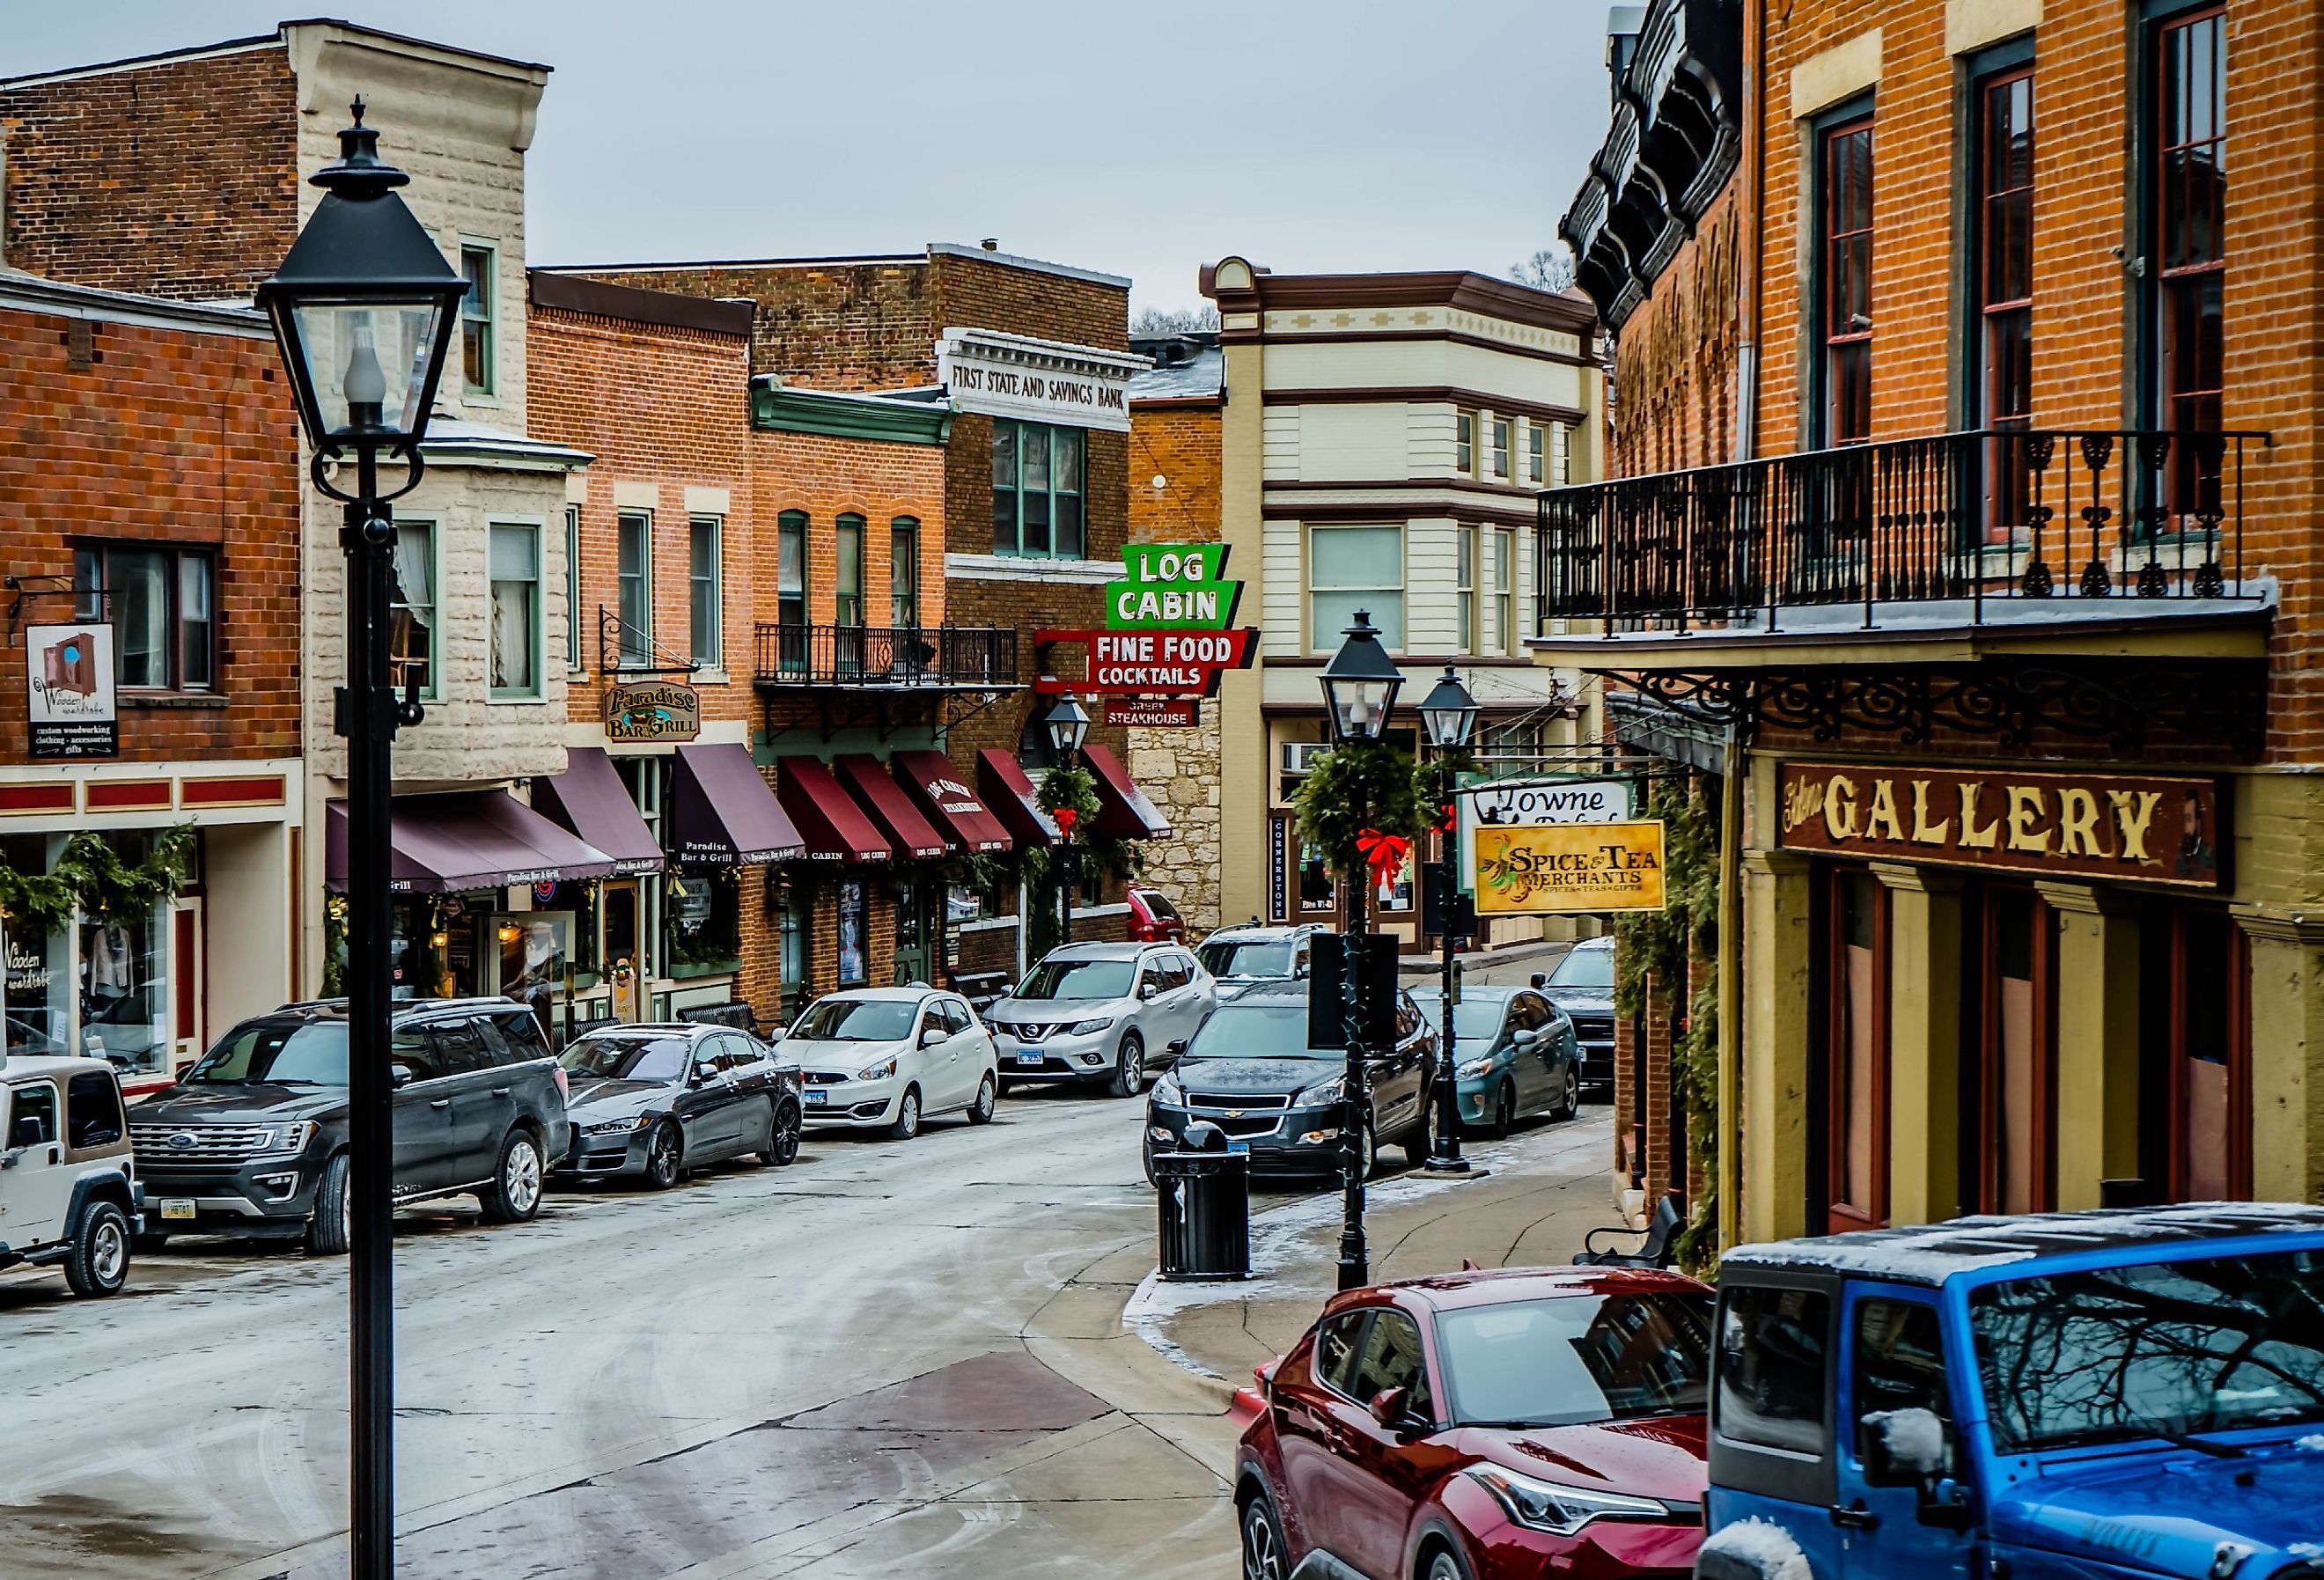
[1226,1142,1250,1157]
[1015,1053,1044,1067]
[159,1198,196,1221]
[804,1090,827,1106]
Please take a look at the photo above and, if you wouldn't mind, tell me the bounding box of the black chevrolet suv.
[129,998,571,1255]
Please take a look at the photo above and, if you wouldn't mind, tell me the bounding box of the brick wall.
[581,260,938,387]
[1608,196,1743,478]
[0,303,300,761]
[0,46,300,302]
[747,428,949,636]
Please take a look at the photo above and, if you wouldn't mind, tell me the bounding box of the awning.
[530,747,664,876]
[834,754,949,860]
[976,749,1057,849]
[1083,742,1173,840]
[672,743,806,864]
[326,791,616,894]
[776,756,893,863]
[894,749,1011,855]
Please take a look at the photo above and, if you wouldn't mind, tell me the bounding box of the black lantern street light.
[1045,694,1093,944]
[256,101,466,1580]
[1317,611,1404,1290]
[1416,665,1481,1176]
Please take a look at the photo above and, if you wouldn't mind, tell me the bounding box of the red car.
[1234,1266,1713,1580]
[1125,885,1185,943]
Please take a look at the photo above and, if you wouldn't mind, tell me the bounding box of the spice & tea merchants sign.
[1473,821,1667,915]
[1776,762,2220,887]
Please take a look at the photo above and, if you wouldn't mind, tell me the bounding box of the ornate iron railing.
[752,621,1017,689]
[1535,428,2268,636]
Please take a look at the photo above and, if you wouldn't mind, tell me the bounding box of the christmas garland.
[1291,743,1429,880]
[0,825,198,935]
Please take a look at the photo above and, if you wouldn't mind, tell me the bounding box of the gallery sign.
[1775,762,2220,887]
[603,680,702,744]
[1034,628,1258,697]
[1457,775,1633,891]
[27,623,118,759]
[937,327,1144,435]
[1107,543,1243,631]
[1474,821,1667,915]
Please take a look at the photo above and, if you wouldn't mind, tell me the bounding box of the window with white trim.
[1308,525,1404,651]
[689,515,721,667]
[489,522,541,699]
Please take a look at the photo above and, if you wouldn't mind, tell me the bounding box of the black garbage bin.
[1154,1123,1250,1282]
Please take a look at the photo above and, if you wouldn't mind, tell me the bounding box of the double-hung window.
[72,542,215,691]
[2154,6,2226,512]
[1820,114,1876,445]
[1489,418,1511,481]
[776,511,808,675]
[460,243,496,397]
[1456,525,1479,651]
[1455,411,1475,475]
[563,506,583,672]
[891,517,921,627]
[1308,525,1404,651]
[1527,423,1547,485]
[992,421,1085,558]
[835,514,865,675]
[488,523,541,699]
[688,515,721,668]
[390,520,437,698]
[1494,528,1517,655]
[1974,64,2036,540]
[616,511,651,666]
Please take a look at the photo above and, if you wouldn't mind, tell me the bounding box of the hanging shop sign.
[1033,628,1258,696]
[936,327,1144,434]
[1473,821,1667,915]
[1105,697,1199,729]
[1776,762,2221,887]
[27,623,118,760]
[603,680,702,744]
[1457,775,1633,891]
[1107,543,1243,631]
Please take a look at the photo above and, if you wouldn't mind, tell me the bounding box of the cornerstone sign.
[937,327,1143,435]
[1776,762,2221,887]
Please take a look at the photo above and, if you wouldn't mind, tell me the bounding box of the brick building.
[0,271,302,1091]
[1541,0,2324,1244]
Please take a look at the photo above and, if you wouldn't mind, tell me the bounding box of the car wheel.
[643,1121,684,1190]
[305,1152,352,1255]
[1141,1143,1158,1187]
[64,1201,131,1297]
[481,1130,546,1223]
[763,1100,803,1166]
[1109,1033,1144,1099]
[1491,1079,1517,1139]
[1239,1489,1289,1580]
[1555,1064,1581,1122]
[1357,1118,1378,1180]
[886,1085,923,1141]
[967,1072,997,1125]
[1422,1539,1476,1580]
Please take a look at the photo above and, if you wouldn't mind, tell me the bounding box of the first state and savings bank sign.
[937,327,1145,434]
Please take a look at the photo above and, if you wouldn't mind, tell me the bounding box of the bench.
[1572,1192,1684,1268]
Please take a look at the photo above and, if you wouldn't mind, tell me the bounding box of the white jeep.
[1,1055,141,1297]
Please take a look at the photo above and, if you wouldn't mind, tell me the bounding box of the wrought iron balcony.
[1535,428,2269,638]
[753,621,1018,691]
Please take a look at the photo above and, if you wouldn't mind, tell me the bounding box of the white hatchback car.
[786,987,999,1141]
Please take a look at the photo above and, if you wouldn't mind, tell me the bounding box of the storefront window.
[1827,868,1888,1231]
[665,871,740,980]
[2159,907,2247,1202]
[837,879,868,985]
[3,835,71,1058]
[80,902,166,1079]
[541,880,602,985]
[1981,886,2055,1216]
[780,889,809,1017]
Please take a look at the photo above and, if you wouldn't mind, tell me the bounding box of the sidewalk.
[1399,932,1576,982]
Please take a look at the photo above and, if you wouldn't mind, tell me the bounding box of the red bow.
[1052,806,1078,839]
[1357,829,1409,893]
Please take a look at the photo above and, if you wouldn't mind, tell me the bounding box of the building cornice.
[0,271,270,337]
[936,327,1151,382]
[750,382,952,445]
[945,553,1123,585]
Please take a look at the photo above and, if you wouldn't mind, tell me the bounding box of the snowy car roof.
[1722,1202,2324,1287]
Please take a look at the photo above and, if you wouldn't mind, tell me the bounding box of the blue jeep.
[1695,1204,2324,1580]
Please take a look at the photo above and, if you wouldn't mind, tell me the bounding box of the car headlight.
[260,1121,318,1153]
[1458,1057,1497,1080]
[1151,1072,1185,1106]
[1297,1077,1345,1107]
[857,1056,900,1082]
[1066,1017,1115,1037]
[1462,1466,1669,1534]
[584,1114,652,1136]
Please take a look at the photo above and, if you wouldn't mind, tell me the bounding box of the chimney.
[980,238,999,252]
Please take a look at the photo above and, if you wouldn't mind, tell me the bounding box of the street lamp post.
[1416,666,1481,1176]
[1045,694,1092,945]
[256,102,466,1580]
[1318,611,1404,1291]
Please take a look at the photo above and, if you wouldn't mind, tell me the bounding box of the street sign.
[1457,775,1633,891]
[1473,820,1667,915]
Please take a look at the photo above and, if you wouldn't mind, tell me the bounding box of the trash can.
[1154,1122,1250,1282]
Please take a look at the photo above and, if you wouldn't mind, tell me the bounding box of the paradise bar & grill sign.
[1776,762,2220,887]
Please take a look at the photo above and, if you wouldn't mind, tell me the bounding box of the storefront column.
[1872,863,1962,1224]
[2233,907,2324,1202]
[1742,849,1814,1243]
[2036,881,2141,1209]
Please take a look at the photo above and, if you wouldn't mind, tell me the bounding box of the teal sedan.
[1408,984,1581,1136]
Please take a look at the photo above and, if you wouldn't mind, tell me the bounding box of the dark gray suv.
[129,997,571,1254]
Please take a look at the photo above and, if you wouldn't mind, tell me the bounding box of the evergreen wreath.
[0,825,198,936]
[1291,743,1429,880]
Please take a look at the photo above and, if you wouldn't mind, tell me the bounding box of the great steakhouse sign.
[1776,762,2220,888]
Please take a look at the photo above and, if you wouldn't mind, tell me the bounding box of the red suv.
[1124,885,1184,943]
[1235,1267,1713,1580]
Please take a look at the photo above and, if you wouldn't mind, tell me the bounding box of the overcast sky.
[4,1,1613,314]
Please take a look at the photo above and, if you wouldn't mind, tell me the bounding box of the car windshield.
[791,998,917,1042]
[1435,1292,1715,1428]
[560,1034,690,1083]
[1182,1003,1335,1061]
[1197,939,1295,978]
[1013,959,1136,1002]
[1972,1249,2324,1451]
[185,1020,349,1086]
[1550,947,1615,991]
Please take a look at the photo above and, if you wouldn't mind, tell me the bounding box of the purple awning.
[530,747,664,876]
[325,791,617,894]
[672,743,806,864]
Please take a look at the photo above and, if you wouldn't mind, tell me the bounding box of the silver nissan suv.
[984,942,1217,1097]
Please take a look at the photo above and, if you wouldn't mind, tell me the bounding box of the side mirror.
[1368,1385,1412,1429]
[1165,1039,1188,1062]
[1511,1028,1540,1047]
[0,1148,19,1170]
[920,1027,947,1048]
[1860,1407,1947,1487]
[1530,972,1548,989]
[1138,983,1159,1002]
[389,1066,414,1090]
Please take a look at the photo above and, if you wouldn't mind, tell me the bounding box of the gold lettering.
[1909,780,1952,845]
[2007,786,2050,854]
[1959,783,1999,849]
[2056,788,2110,859]
[2109,790,2164,862]
[1824,775,1860,841]
[1864,778,1906,841]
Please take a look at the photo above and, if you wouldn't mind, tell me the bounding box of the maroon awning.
[325,791,616,894]
[1083,743,1173,840]
[894,749,1011,855]
[833,754,949,859]
[977,749,1057,849]
[777,757,893,863]
[530,746,664,876]
[672,743,806,864]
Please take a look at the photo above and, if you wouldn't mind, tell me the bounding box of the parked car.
[129,997,571,1254]
[787,987,997,1141]
[1695,1202,2324,1580]
[1195,922,1327,1001]
[1124,885,1186,943]
[555,1023,801,1188]
[1143,978,1438,1180]
[985,942,1215,1097]
[0,1055,142,1297]
[1236,1266,1714,1580]
[1409,983,1582,1135]
[1538,937,1616,1091]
